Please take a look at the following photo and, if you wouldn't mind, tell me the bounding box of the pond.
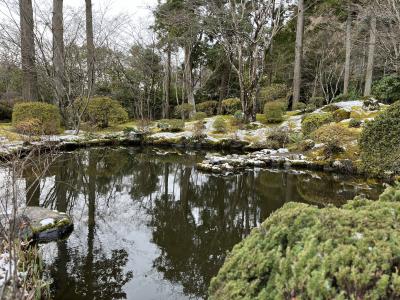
[26,147,383,300]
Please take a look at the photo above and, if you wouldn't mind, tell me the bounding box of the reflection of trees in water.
[41,149,134,300]
[148,165,300,298]
[29,148,382,300]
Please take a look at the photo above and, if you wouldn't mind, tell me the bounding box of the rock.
[15,207,73,243]
[362,98,380,111]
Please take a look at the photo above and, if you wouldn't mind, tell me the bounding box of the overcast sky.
[65,0,158,21]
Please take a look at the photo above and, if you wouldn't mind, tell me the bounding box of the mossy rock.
[301,113,333,136]
[321,104,340,112]
[209,183,400,300]
[14,207,73,243]
[332,108,351,122]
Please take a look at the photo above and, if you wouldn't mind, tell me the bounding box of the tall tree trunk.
[164,44,172,118]
[19,0,38,101]
[52,0,65,113]
[184,44,196,114]
[85,0,95,94]
[343,2,352,95]
[292,0,304,107]
[364,14,376,97]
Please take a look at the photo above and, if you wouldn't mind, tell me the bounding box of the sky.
[66,0,158,20]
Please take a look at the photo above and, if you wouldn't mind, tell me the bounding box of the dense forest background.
[0,0,399,124]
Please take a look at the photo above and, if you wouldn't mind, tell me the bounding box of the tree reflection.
[43,149,134,300]
[31,147,382,300]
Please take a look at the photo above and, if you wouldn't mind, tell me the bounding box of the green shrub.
[174,103,195,119]
[266,127,289,149]
[258,84,288,107]
[309,96,325,107]
[332,108,351,122]
[209,184,400,300]
[349,118,362,128]
[157,119,185,132]
[233,110,244,125]
[264,101,286,124]
[372,75,400,102]
[305,103,317,113]
[192,120,206,139]
[213,117,228,133]
[321,104,340,112]
[191,112,207,121]
[313,123,354,155]
[196,101,219,116]
[12,102,61,134]
[360,101,400,174]
[221,98,241,114]
[87,97,128,128]
[301,113,333,136]
[294,102,306,112]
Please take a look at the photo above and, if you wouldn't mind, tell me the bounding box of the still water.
[27,147,383,300]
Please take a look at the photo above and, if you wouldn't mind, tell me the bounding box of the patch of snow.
[40,218,55,227]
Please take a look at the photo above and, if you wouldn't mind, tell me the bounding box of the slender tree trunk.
[364,15,376,97]
[292,0,305,107]
[85,0,95,94]
[343,2,352,95]
[184,44,196,114]
[165,45,171,118]
[19,0,38,101]
[52,0,65,112]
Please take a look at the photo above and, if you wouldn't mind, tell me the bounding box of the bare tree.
[85,0,95,94]
[209,0,281,122]
[52,0,65,113]
[364,13,376,96]
[293,0,305,107]
[19,0,38,101]
[343,0,352,95]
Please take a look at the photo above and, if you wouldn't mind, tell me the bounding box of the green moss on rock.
[301,113,333,136]
[209,183,400,300]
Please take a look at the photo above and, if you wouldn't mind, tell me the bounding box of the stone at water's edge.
[16,207,73,243]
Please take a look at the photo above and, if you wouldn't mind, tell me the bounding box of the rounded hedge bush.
[222,98,242,114]
[360,101,400,174]
[157,119,185,132]
[264,101,286,124]
[174,103,195,119]
[191,112,207,121]
[12,102,61,135]
[209,183,400,300]
[87,97,128,128]
[258,84,288,107]
[372,75,400,103]
[196,101,219,116]
[213,117,228,133]
[301,113,333,136]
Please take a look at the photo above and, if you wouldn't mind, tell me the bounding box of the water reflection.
[25,147,383,300]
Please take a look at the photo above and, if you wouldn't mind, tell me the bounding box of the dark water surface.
[30,147,383,300]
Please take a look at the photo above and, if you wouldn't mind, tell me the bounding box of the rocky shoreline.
[0,130,394,180]
[196,148,359,176]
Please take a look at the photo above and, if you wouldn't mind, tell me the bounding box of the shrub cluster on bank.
[12,102,61,135]
[360,100,400,174]
[209,183,400,300]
